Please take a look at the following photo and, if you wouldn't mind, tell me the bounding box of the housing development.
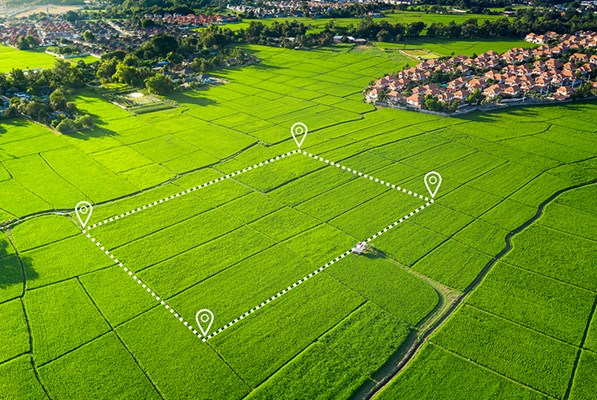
[366,30,597,112]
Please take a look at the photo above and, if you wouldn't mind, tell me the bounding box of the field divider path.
[205,200,432,341]
[300,150,432,203]
[86,150,300,230]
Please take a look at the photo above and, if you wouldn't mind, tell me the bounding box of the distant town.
[366,30,597,113]
[0,13,238,56]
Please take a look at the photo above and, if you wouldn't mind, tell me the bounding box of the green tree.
[64,11,80,23]
[122,54,141,67]
[52,59,84,89]
[102,50,127,61]
[145,74,174,95]
[50,89,67,110]
[4,106,19,118]
[17,35,38,50]
[96,59,119,82]
[66,102,78,115]
[83,30,95,42]
[147,36,178,58]
[466,88,484,106]
[8,69,27,91]
[571,82,594,100]
[114,63,143,87]
[141,19,156,28]
[376,29,392,42]
[191,58,207,73]
[405,22,425,37]
[74,114,94,129]
[24,102,47,120]
[56,118,77,133]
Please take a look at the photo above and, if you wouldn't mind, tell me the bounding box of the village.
[365,30,597,113]
[0,12,237,55]
[227,0,388,19]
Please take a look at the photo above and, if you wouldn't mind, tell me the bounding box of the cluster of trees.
[7,0,83,5]
[103,0,218,18]
[5,89,94,133]
[336,10,597,42]
[0,59,91,95]
[422,95,462,112]
[571,82,597,100]
[188,19,428,49]
[96,51,175,95]
[0,60,95,132]
[16,35,39,50]
[191,11,597,47]
[46,45,82,55]
[426,12,597,39]
[94,32,255,94]
[327,19,427,42]
[419,0,558,8]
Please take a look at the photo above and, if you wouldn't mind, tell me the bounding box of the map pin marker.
[291,122,308,148]
[75,201,93,228]
[196,309,214,337]
[424,171,442,198]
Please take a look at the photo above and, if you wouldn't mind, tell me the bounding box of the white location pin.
[291,122,308,148]
[424,171,442,198]
[75,201,93,228]
[196,309,214,337]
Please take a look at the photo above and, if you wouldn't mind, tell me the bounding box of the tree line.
[328,11,596,42]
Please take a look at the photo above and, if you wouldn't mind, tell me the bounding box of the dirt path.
[354,178,597,400]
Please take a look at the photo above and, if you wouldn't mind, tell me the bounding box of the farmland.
[0,45,98,72]
[0,39,596,399]
[202,11,510,33]
[378,183,597,399]
[0,45,58,71]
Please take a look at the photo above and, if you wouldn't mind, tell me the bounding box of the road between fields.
[355,179,597,400]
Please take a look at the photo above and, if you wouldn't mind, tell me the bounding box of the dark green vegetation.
[0,41,596,399]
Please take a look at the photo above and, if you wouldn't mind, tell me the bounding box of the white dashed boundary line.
[81,230,207,340]
[300,150,433,203]
[82,148,436,343]
[204,200,432,340]
[87,148,429,230]
[86,150,300,230]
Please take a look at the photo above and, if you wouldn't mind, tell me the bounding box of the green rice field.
[207,11,510,33]
[0,41,596,399]
[0,45,98,72]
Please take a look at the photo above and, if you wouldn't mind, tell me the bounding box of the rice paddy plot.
[64,148,438,396]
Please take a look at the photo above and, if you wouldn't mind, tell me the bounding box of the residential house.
[570,53,589,63]
[447,77,466,90]
[365,88,379,102]
[466,78,486,90]
[406,94,425,108]
[387,90,404,104]
[483,84,505,98]
[452,89,470,101]
[504,85,521,97]
[554,86,573,100]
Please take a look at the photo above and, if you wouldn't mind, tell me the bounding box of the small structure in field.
[352,241,369,255]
